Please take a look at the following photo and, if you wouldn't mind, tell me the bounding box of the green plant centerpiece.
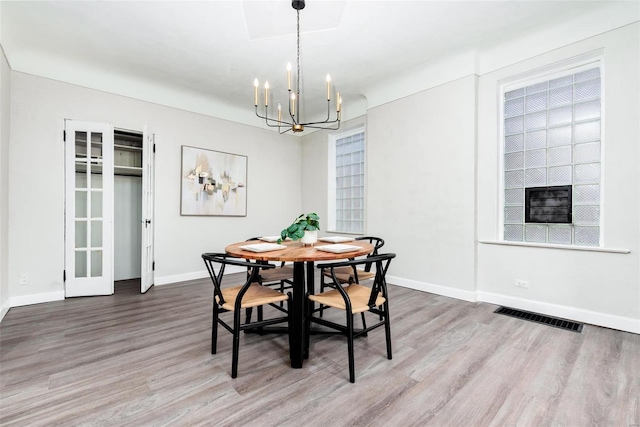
[278,213,320,244]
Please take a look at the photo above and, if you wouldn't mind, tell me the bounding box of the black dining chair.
[320,236,384,289]
[246,237,294,301]
[202,253,290,378]
[319,236,384,320]
[307,253,396,383]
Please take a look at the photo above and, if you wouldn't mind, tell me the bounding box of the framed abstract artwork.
[180,145,248,216]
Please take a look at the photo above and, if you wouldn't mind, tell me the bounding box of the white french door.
[65,121,114,297]
[140,128,155,293]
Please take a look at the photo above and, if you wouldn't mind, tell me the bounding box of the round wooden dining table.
[225,239,373,368]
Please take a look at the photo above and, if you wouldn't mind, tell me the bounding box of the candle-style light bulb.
[336,92,340,112]
[291,93,296,116]
[264,81,269,106]
[254,79,259,106]
[326,74,331,101]
[287,62,292,91]
[337,94,342,113]
[278,103,282,123]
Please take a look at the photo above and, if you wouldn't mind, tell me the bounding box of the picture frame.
[180,145,248,216]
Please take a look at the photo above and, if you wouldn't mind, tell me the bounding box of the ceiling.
[0,1,629,129]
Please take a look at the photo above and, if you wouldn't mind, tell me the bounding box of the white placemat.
[318,236,355,243]
[315,244,361,254]
[239,243,287,253]
[258,236,281,242]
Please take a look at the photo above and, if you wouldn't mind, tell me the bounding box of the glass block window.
[502,65,602,246]
[331,130,365,233]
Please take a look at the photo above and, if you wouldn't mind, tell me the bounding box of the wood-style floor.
[1,276,638,426]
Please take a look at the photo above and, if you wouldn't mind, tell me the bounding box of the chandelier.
[254,0,341,134]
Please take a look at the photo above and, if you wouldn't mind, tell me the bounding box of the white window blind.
[502,64,602,246]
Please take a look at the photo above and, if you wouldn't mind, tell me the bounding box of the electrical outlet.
[516,279,529,289]
[19,274,29,285]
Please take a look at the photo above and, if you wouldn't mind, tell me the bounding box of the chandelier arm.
[255,107,295,127]
[301,103,340,125]
[305,123,341,131]
[285,88,299,125]
[302,118,340,126]
[323,99,332,122]
[288,107,297,125]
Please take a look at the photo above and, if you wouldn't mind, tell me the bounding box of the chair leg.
[347,312,355,383]
[280,281,285,308]
[231,310,242,378]
[212,303,219,354]
[319,278,325,318]
[361,312,368,336]
[257,305,264,335]
[245,307,253,324]
[384,302,392,360]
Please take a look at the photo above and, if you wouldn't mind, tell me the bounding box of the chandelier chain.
[296,9,300,98]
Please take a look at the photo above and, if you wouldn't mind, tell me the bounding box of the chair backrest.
[355,236,385,255]
[320,253,396,308]
[354,236,385,271]
[202,252,275,310]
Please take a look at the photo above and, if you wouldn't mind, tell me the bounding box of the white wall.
[0,45,10,320]
[8,72,301,301]
[366,76,478,299]
[477,23,640,332]
[302,77,478,301]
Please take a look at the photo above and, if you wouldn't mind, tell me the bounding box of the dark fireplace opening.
[525,185,572,224]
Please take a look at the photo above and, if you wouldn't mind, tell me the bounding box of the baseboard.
[477,291,640,334]
[155,266,245,286]
[0,298,10,322]
[387,275,477,302]
[10,290,65,308]
[386,275,639,334]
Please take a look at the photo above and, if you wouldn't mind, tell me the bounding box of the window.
[328,127,365,233]
[501,62,602,246]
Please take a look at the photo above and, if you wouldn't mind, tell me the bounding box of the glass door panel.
[76,166,88,188]
[75,221,87,248]
[75,131,88,158]
[91,251,103,277]
[75,251,87,278]
[75,191,87,217]
[91,190,103,218]
[91,220,102,247]
[91,133,103,159]
[91,172,103,189]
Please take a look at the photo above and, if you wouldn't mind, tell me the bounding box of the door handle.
[142,219,151,227]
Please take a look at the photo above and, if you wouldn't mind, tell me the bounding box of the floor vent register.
[494,306,584,333]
